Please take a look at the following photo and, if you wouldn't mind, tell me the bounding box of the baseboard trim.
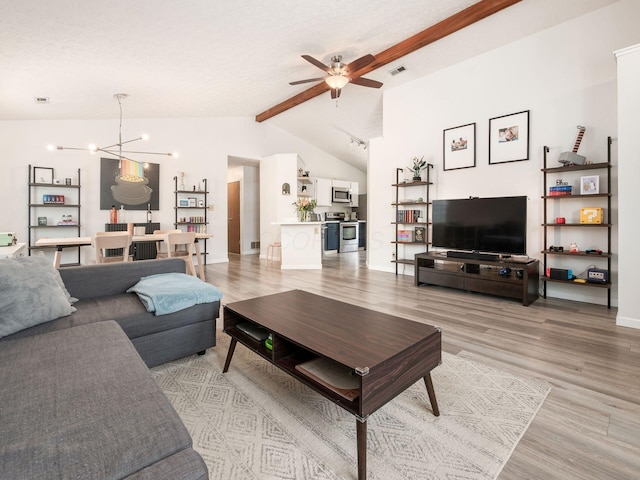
[616,315,640,330]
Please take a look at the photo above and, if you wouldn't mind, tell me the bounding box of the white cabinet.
[350,182,359,207]
[0,243,27,259]
[315,177,332,206]
[332,179,350,189]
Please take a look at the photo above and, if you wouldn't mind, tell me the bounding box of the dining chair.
[153,229,182,258]
[163,231,197,277]
[92,232,132,263]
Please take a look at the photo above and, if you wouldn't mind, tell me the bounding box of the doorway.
[227,181,240,254]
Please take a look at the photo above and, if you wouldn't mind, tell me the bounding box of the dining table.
[35,233,212,280]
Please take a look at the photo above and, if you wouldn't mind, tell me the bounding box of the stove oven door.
[339,222,359,252]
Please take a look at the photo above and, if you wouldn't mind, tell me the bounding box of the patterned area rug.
[152,333,549,480]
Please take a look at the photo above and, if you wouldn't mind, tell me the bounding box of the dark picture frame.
[443,122,476,171]
[100,158,160,210]
[33,166,54,184]
[489,110,530,164]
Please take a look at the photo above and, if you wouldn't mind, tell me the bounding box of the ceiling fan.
[290,54,383,99]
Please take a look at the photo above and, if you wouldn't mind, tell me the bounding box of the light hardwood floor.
[204,252,640,480]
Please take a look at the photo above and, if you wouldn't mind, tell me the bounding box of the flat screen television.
[432,196,527,255]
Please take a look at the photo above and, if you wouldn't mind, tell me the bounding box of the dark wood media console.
[415,252,539,306]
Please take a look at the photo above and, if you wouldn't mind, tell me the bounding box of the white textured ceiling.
[0,0,616,171]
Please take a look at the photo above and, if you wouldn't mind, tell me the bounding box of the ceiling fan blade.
[330,88,341,99]
[289,77,326,85]
[345,54,375,74]
[350,76,383,89]
[302,55,330,72]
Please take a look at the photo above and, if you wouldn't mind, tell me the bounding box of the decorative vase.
[299,210,308,222]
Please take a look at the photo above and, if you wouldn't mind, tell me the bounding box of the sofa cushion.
[0,255,76,339]
[0,321,199,480]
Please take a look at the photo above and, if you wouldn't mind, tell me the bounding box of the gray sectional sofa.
[0,257,221,479]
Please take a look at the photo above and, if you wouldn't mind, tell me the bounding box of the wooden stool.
[266,242,281,264]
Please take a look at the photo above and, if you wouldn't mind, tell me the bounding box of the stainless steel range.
[325,212,359,253]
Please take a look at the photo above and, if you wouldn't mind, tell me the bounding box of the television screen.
[432,196,527,254]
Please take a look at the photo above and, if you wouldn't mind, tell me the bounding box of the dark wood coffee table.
[222,290,441,480]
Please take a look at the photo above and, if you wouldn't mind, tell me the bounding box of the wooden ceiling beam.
[255,0,521,123]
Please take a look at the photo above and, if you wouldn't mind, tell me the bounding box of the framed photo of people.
[489,110,530,165]
[443,122,476,171]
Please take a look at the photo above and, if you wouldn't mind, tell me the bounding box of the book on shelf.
[397,229,414,242]
[397,209,421,223]
[549,185,572,196]
[294,357,360,401]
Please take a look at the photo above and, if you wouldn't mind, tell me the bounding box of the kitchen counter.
[274,221,323,270]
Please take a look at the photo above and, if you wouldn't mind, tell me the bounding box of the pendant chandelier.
[47,93,178,166]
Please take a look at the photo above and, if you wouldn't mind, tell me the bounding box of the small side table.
[0,243,27,259]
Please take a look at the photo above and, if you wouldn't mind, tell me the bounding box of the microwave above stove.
[332,186,352,203]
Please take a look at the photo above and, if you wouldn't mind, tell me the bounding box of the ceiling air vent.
[389,66,406,76]
[34,97,50,104]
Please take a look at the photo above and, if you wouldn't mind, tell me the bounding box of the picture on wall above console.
[489,110,530,164]
[443,122,476,171]
[100,157,159,210]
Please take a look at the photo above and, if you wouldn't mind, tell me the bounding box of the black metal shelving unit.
[173,176,208,265]
[391,165,433,275]
[541,137,613,308]
[28,165,81,266]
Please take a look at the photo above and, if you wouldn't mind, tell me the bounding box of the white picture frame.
[580,175,599,195]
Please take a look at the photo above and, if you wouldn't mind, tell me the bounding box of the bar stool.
[266,242,281,265]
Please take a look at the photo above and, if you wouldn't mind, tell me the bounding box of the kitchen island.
[277,221,323,270]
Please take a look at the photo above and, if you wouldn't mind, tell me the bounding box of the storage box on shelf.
[391,165,433,274]
[173,176,208,265]
[541,137,613,308]
[28,165,81,266]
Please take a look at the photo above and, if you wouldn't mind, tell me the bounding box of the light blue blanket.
[127,273,223,316]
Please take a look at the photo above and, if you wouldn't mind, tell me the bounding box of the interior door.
[227,181,240,254]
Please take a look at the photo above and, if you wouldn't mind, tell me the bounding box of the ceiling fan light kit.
[47,94,178,166]
[325,75,349,90]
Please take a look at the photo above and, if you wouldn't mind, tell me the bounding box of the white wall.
[0,116,356,265]
[259,153,298,258]
[368,0,639,306]
[615,43,640,328]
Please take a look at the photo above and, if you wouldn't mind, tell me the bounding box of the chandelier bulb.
[141,134,149,141]
[171,152,179,158]
[88,144,97,154]
[47,145,55,151]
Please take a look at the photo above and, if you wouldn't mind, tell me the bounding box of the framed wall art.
[100,157,160,210]
[489,110,530,165]
[580,175,599,195]
[443,122,476,171]
[33,166,54,184]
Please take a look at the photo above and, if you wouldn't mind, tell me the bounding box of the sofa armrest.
[59,258,187,300]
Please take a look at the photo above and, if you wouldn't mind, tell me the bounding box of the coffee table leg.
[222,337,238,373]
[356,418,367,480]
[423,372,440,416]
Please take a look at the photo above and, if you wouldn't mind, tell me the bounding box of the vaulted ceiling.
[0,0,616,171]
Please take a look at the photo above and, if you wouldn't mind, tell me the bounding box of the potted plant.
[407,156,427,181]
